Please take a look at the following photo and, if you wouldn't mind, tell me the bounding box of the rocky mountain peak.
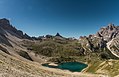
[96,24,119,41]
[0,18,31,39]
[55,33,62,37]
[107,23,116,31]
[78,23,119,55]
[0,18,10,25]
[0,18,14,31]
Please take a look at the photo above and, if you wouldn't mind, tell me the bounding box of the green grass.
[103,60,119,76]
[85,60,103,73]
[84,60,119,76]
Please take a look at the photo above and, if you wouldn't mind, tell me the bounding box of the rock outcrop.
[97,23,119,41]
[79,23,119,58]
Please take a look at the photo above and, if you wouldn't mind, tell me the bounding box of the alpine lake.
[42,62,88,72]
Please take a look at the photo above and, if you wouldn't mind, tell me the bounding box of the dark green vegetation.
[31,38,83,58]
[24,37,118,63]
[42,62,88,72]
[29,39,90,63]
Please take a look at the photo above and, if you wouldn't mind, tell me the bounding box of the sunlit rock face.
[96,24,119,57]
[97,23,119,41]
[78,24,119,56]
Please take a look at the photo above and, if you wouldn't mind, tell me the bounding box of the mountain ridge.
[0,18,119,77]
[0,18,119,58]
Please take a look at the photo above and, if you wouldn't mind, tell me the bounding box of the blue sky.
[0,0,119,38]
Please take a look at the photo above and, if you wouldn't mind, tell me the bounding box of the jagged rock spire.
[107,23,115,31]
[55,32,62,37]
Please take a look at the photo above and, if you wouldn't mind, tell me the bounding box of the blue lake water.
[42,62,88,72]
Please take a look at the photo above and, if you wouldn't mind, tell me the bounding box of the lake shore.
[48,63,58,66]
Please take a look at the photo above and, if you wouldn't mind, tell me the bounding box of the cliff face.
[97,23,119,41]
[0,20,12,46]
[0,18,33,46]
[0,18,32,39]
[79,23,119,58]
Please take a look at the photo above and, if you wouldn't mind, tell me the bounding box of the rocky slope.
[0,18,48,64]
[78,23,119,58]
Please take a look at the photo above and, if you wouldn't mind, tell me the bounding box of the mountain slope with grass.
[0,18,119,77]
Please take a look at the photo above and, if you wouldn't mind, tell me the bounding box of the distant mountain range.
[0,18,119,77]
[0,18,119,58]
